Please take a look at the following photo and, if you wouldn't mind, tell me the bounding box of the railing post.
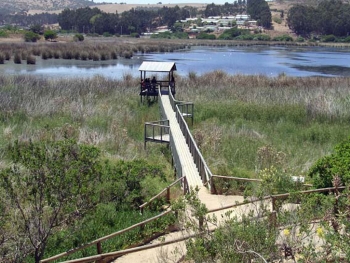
[166,187,170,203]
[199,215,204,231]
[144,124,147,150]
[97,241,102,255]
[210,176,215,194]
[271,196,276,211]
[140,223,145,236]
[269,210,277,229]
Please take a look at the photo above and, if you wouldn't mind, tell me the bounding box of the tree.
[287,4,316,36]
[0,139,102,263]
[44,30,57,41]
[247,0,272,28]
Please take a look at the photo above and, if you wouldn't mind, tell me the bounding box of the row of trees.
[57,6,192,36]
[0,12,58,27]
[287,0,350,37]
[204,2,247,17]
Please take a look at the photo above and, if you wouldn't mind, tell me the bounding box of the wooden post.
[199,215,204,231]
[210,177,215,194]
[166,187,170,203]
[271,196,276,212]
[269,211,277,229]
[96,241,102,263]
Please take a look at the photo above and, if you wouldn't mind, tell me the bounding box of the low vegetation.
[1,67,350,262]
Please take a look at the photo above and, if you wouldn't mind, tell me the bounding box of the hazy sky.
[92,0,219,4]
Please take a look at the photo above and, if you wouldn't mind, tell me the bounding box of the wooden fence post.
[96,241,103,263]
[269,211,277,229]
[210,177,215,194]
[167,187,170,203]
[271,196,276,212]
[199,215,204,231]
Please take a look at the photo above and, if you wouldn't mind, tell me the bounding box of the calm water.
[1,45,350,79]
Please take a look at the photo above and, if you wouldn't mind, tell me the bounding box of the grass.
[174,71,350,181]
[0,71,350,177]
[1,62,350,261]
[1,72,350,180]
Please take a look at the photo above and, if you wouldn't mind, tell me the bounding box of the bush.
[130,32,140,38]
[73,33,84,41]
[253,34,271,41]
[235,34,255,40]
[308,138,350,188]
[273,34,293,41]
[0,30,9,38]
[273,16,282,24]
[196,32,216,40]
[44,30,57,41]
[0,53,4,64]
[103,32,112,37]
[296,36,305,42]
[322,34,336,42]
[24,31,40,42]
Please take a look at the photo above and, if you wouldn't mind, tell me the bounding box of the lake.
[1,45,350,79]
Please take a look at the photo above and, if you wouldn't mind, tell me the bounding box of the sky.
[92,0,222,4]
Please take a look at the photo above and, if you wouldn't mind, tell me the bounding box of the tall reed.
[175,71,350,179]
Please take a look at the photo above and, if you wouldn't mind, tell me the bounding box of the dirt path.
[113,187,246,263]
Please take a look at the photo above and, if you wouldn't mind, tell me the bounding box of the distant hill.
[0,0,96,14]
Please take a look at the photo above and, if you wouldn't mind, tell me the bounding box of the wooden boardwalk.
[160,94,203,189]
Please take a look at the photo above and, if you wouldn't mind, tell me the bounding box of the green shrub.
[308,138,350,188]
[296,36,305,42]
[24,31,40,42]
[130,32,140,38]
[196,32,216,40]
[253,34,271,41]
[273,34,293,41]
[73,33,84,41]
[322,34,336,42]
[103,32,112,37]
[173,32,189,39]
[44,30,57,41]
[273,16,282,24]
[0,30,9,38]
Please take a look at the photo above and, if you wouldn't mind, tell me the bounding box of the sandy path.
[113,187,246,262]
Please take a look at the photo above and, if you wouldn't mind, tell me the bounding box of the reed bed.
[174,71,350,179]
[1,38,348,64]
[0,39,190,63]
[0,74,169,165]
[1,67,350,183]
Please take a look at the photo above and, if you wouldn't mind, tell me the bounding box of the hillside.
[0,0,95,14]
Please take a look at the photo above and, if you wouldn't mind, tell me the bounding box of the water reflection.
[0,46,349,79]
